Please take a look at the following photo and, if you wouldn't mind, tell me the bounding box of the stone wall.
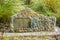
[10,8,56,32]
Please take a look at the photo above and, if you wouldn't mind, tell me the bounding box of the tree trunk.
[25,0,31,5]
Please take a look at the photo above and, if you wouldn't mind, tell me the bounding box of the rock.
[10,8,56,32]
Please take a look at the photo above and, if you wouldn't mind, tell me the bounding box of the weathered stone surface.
[10,8,56,32]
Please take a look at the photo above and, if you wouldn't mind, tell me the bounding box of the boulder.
[10,8,56,32]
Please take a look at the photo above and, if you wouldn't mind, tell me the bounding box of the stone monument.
[3,8,60,40]
[10,8,56,32]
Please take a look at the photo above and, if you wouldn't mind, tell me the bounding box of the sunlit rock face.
[10,8,56,32]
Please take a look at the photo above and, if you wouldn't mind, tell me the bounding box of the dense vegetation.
[0,0,24,23]
[0,0,60,26]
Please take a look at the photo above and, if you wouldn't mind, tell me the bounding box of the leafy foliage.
[0,0,60,26]
[0,0,24,23]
